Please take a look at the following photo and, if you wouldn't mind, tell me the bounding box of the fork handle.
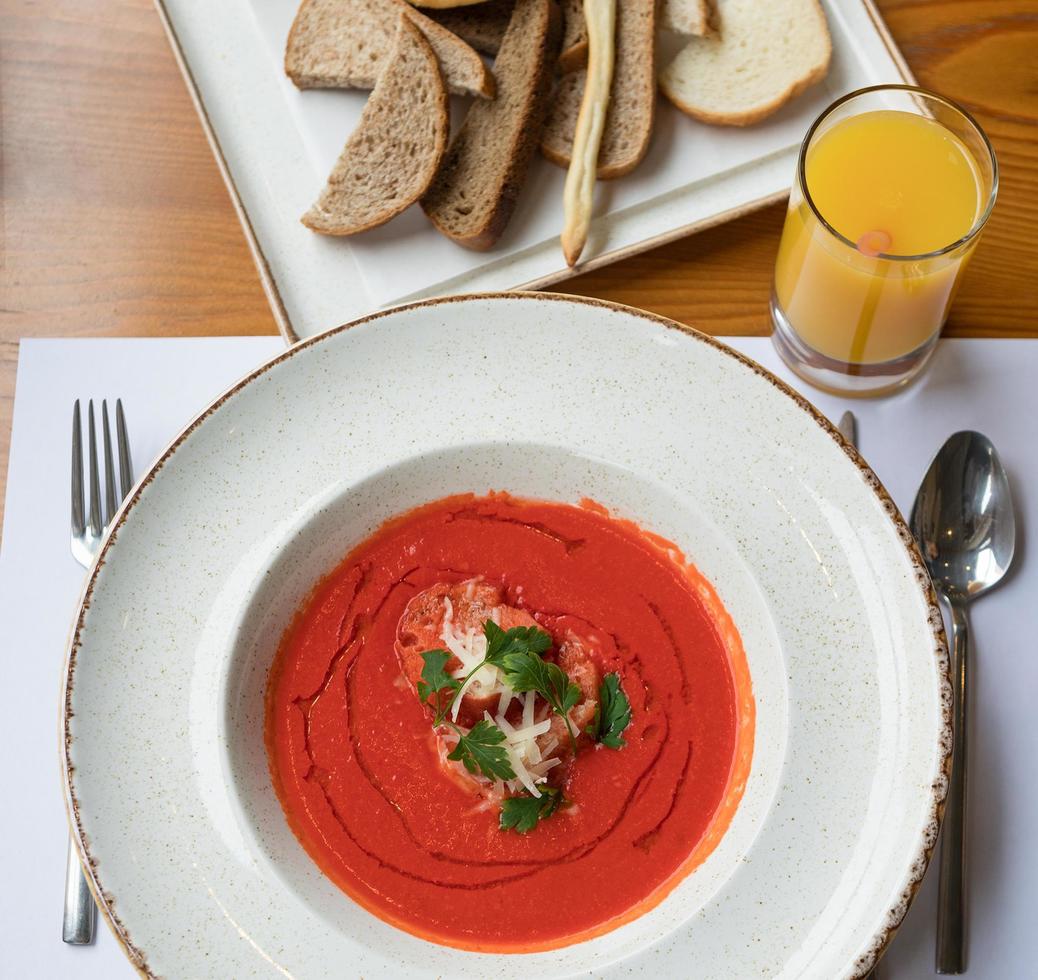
[937,597,969,973]
[63,835,96,944]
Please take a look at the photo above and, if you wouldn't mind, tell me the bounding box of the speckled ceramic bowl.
[62,293,949,979]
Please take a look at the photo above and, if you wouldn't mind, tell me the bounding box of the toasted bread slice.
[426,0,514,55]
[660,0,715,36]
[286,0,493,98]
[541,0,655,179]
[559,0,587,72]
[659,0,831,126]
[302,16,448,235]
[422,0,561,250]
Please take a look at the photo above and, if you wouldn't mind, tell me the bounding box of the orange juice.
[774,109,984,367]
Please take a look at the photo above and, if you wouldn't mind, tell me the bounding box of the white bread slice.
[426,0,513,55]
[660,0,715,37]
[541,0,655,179]
[422,0,561,250]
[302,16,448,235]
[286,0,494,98]
[559,0,587,72]
[659,0,831,126]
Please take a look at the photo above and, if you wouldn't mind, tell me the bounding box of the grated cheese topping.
[485,710,560,797]
[441,597,517,721]
[436,597,563,798]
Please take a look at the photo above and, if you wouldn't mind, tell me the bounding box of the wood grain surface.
[1,0,1037,530]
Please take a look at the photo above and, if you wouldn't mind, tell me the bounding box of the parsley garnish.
[588,672,631,749]
[415,620,610,820]
[483,620,552,667]
[417,621,555,728]
[416,649,459,706]
[417,650,516,781]
[447,719,515,781]
[499,651,582,753]
[417,621,555,785]
[499,786,565,834]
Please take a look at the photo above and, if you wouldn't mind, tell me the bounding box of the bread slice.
[426,0,514,55]
[659,0,715,37]
[302,16,448,235]
[422,0,561,250]
[408,0,493,7]
[285,0,494,98]
[541,0,655,179]
[659,0,831,126]
[559,0,587,72]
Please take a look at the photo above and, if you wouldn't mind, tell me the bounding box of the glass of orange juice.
[771,85,997,396]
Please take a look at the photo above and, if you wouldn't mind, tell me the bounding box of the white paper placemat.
[1,335,1034,979]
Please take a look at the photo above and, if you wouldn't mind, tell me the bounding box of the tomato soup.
[266,494,754,951]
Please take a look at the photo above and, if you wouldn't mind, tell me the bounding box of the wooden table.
[2,0,1036,529]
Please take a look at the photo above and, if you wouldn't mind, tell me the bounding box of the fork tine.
[71,400,85,536]
[87,401,103,537]
[101,400,117,521]
[116,399,134,501]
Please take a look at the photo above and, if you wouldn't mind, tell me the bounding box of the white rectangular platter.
[156,0,913,341]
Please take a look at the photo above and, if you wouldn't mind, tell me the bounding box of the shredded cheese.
[440,596,512,721]
[522,690,536,728]
[434,592,563,799]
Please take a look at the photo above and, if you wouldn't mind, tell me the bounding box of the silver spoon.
[910,431,1016,975]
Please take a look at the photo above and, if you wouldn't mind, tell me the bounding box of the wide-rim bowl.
[61,292,950,979]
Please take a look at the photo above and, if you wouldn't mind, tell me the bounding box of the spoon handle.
[937,597,969,974]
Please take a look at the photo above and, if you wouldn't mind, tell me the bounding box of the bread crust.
[662,58,829,126]
[558,0,587,72]
[422,0,562,250]
[285,0,495,98]
[302,16,449,235]
[541,0,656,179]
[659,0,831,126]
[408,0,491,7]
[659,0,717,37]
[426,0,514,55]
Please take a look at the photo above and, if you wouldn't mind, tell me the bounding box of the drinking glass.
[770,85,997,397]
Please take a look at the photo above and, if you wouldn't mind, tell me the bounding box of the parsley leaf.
[482,620,552,668]
[417,649,461,704]
[502,652,581,718]
[591,673,631,749]
[447,720,516,782]
[499,649,582,753]
[499,786,565,834]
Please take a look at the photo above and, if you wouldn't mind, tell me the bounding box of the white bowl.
[62,293,948,978]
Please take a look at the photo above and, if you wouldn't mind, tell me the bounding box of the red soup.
[266,493,754,952]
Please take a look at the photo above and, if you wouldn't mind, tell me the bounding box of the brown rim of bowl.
[798,83,999,263]
[60,291,951,979]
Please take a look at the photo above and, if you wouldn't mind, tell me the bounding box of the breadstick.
[560,0,616,266]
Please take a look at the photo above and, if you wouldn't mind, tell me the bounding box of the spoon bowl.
[911,430,1015,600]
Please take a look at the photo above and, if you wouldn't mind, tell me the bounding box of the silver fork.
[64,399,133,944]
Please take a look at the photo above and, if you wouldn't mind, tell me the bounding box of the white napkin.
[1,336,1034,979]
